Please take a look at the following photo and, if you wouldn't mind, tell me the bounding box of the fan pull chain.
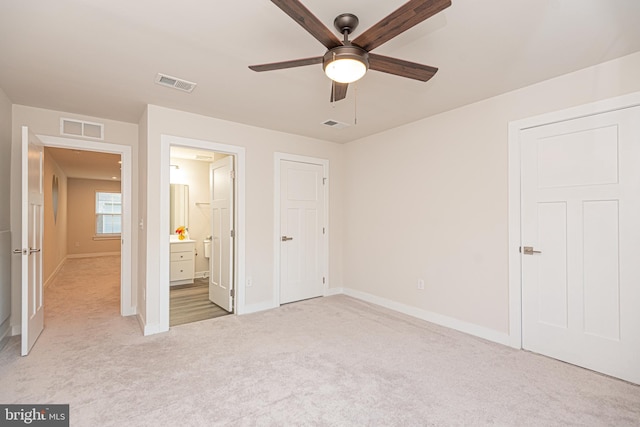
[354,81,358,125]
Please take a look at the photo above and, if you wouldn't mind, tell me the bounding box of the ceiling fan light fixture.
[323,46,369,84]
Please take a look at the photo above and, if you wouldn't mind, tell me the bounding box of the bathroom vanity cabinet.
[170,240,195,285]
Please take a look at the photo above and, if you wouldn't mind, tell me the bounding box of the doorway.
[508,92,640,385]
[274,153,329,306]
[37,135,133,316]
[159,135,246,331]
[167,146,234,326]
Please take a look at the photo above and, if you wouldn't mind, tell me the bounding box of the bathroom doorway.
[168,146,233,326]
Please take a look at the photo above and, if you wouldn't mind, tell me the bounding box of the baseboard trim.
[239,300,276,315]
[44,256,67,288]
[342,288,511,347]
[122,306,136,317]
[137,313,167,336]
[324,287,344,296]
[67,252,120,259]
[195,271,209,279]
[0,317,11,352]
[137,313,160,336]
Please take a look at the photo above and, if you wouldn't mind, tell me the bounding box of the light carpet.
[1,255,639,426]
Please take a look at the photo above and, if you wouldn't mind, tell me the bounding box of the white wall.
[0,88,12,346]
[42,149,68,286]
[139,105,344,332]
[169,157,212,276]
[343,51,640,337]
[10,105,139,331]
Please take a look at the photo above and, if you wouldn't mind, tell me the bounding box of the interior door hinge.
[323,177,327,185]
[323,277,326,284]
[230,170,236,179]
[230,230,235,238]
[322,227,325,235]
[230,288,235,298]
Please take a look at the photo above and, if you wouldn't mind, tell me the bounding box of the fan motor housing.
[322,45,370,71]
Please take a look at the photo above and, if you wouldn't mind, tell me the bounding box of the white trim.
[194,271,209,279]
[343,288,511,346]
[136,312,162,336]
[160,135,246,326]
[67,252,120,259]
[507,90,640,350]
[241,300,277,315]
[43,256,67,288]
[36,134,135,317]
[273,153,330,308]
[324,287,344,297]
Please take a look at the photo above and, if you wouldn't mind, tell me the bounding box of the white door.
[521,106,640,384]
[209,156,234,312]
[280,160,325,304]
[20,126,44,356]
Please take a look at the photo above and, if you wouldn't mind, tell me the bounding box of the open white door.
[209,156,234,312]
[19,126,44,356]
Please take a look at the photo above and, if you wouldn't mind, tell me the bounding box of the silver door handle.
[521,246,542,255]
[13,248,26,255]
[281,236,293,242]
[29,248,41,254]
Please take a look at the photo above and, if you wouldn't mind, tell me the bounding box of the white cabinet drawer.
[170,260,193,281]
[170,242,195,253]
[171,252,193,262]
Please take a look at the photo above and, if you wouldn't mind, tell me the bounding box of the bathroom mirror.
[169,184,189,234]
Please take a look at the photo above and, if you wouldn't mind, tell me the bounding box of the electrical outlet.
[246,277,253,287]
[417,279,425,290]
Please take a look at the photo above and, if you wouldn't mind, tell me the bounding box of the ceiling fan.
[249,0,452,102]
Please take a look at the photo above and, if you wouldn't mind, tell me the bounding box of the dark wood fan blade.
[271,0,342,49]
[330,82,348,102]
[249,56,323,72]
[353,0,452,52]
[368,53,438,82]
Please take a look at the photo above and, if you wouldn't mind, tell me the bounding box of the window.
[96,191,122,235]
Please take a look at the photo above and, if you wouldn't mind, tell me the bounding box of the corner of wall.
[0,87,13,334]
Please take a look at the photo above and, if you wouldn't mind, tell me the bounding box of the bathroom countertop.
[169,235,195,243]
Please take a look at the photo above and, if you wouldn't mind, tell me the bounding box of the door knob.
[29,248,41,254]
[13,248,26,255]
[281,236,293,242]
[521,246,542,255]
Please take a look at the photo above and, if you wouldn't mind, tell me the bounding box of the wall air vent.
[155,73,197,93]
[321,119,350,130]
[60,118,104,140]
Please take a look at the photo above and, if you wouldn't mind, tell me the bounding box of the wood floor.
[170,278,230,326]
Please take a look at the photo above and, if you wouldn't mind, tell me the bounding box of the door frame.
[36,135,134,316]
[273,153,329,307]
[159,135,246,331]
[507,90,640,349]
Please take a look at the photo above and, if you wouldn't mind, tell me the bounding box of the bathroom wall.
[169,156,214,276]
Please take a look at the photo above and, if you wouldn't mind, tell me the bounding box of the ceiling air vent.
[155,73,197,93]
[60,118,104,140]
[322,119,350,130]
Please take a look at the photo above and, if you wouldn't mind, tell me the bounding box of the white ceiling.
[1,0,639,143]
